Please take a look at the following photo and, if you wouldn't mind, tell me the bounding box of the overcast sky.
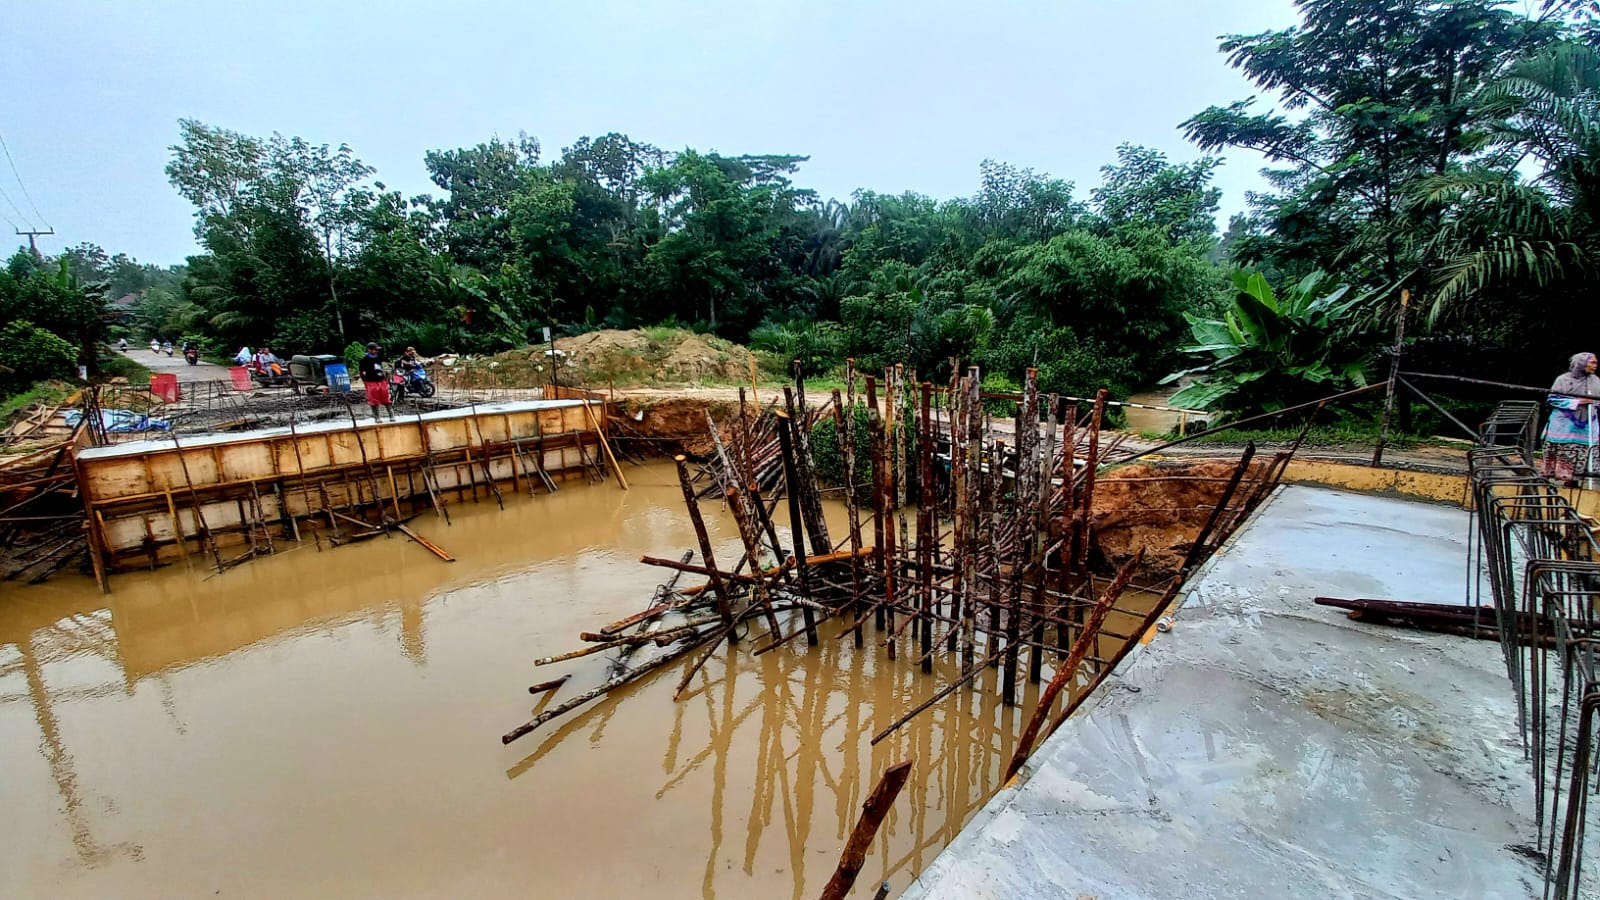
[0,0,1298,265]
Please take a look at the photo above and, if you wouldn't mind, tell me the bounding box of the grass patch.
[1150,423,1420,450]
[0,380,75,420]
[99,352,152,385]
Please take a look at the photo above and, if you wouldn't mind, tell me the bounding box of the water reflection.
[506,619,1028,898]
[1,464,1021,898]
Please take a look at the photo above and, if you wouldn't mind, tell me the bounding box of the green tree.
[1184,0,1564,292]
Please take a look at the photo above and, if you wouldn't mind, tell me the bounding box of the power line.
[0,132,48,228]
[0,179,33,232]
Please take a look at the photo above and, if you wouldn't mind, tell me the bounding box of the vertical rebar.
[774,412,818,645]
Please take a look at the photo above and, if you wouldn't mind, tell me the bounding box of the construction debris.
[501,363,1288,781]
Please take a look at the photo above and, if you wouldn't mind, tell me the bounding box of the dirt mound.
[558,329,748,385]
[434,329,753,390]
[1091,459,1270,575]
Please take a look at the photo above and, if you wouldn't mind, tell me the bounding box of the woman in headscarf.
[1543,352,1600,483]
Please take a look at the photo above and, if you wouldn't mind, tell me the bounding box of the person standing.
[1542,352,1600,484]
[359,341,395,421]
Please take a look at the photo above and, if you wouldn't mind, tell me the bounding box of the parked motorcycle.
[248,362,295,389]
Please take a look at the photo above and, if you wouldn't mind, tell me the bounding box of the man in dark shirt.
[358,341,395,421]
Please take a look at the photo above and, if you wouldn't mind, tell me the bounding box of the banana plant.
[1162,271,1371,415]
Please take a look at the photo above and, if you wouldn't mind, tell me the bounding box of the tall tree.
[1184,0,1563,293]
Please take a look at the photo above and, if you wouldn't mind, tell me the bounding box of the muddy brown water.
[0,461,1107,899]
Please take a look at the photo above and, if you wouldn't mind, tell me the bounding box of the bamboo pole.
[583,396,628,490]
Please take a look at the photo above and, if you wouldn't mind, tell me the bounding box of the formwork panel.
[75,399,607,566]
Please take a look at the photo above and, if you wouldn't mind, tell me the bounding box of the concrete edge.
[899,483,1293,899]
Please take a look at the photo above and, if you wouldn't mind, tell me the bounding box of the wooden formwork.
[74,398,615,573]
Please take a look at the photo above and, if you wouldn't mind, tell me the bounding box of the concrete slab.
[903,485,1572,900]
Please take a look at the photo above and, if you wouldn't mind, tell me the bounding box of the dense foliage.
[1186,0,1600,398]
[1165,272,1371,412]
[7,0,1600,427]
[0,320,77,395]
[141,125,1229,399]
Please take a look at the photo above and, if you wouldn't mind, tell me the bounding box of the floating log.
[527,674,571,695]
[503,629,720,745]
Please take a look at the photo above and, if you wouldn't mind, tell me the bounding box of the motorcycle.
[183,347,199,366]
[390,365,435,401]
[248,361,295,389]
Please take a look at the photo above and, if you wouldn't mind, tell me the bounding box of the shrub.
[343,341,368,371]
[0,320,78,396]
[386,319,463,356]
[748,320,844,377]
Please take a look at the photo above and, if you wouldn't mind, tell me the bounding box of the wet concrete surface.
[903,485,1586,900]
[0,462,1020,898]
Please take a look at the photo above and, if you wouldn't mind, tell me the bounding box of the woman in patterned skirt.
[1543,352,1600,484]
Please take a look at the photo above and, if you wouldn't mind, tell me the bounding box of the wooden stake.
[583,397,628,490]
[818,759,915,900]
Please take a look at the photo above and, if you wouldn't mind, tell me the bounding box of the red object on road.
[229,366,252,391]
[151,373,181,403]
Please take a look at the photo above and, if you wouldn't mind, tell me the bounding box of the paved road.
[119,346,227,382]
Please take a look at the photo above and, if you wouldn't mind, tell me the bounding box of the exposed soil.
[444,329,753,389]
[609,396,741,457]
[1091,460,1274,575]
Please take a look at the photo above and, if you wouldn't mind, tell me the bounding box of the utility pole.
[15,227,52,259]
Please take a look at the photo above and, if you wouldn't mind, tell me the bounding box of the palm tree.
[1417,42,1600,325]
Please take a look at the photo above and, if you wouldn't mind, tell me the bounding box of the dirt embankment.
[609,396,743,457]
[1090,460,1272,575]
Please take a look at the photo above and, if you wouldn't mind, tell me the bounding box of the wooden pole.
[527,674,570,695]
[818,759,915,900]
[583,397,628,490]
[503,629,719,745]
[395,522,454,562]
[776,412,819,645]
[675,455,737,638]
[918,381,935,673]
[1004,550,1142,783]
[1371,288,1410,467]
